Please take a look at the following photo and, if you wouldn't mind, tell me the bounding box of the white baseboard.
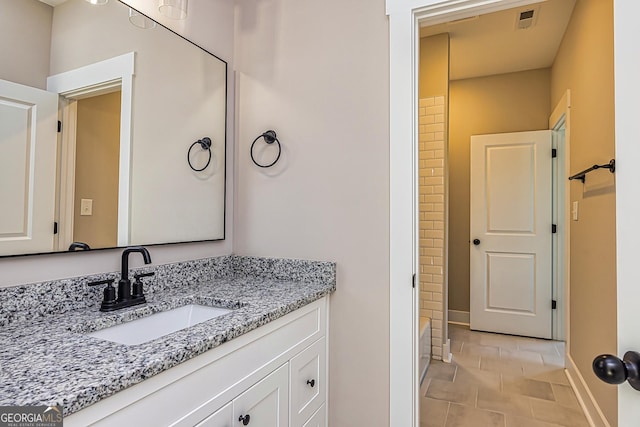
[565,354,611,427]
[442,338,452,363]
[448,310,470,325]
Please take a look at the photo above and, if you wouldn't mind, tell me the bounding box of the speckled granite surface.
[0,255,335,416]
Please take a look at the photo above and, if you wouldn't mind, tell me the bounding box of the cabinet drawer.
[289,337,326,427]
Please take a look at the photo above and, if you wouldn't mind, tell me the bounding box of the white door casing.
[387,1,549,425]
[470,130,552,339]
[0,79,58,255]
[47,52,134,247]
[389,0,639,426]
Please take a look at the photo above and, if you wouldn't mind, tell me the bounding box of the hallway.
[421,324,589,427]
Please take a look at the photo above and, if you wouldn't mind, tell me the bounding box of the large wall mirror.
[0,0,227,257]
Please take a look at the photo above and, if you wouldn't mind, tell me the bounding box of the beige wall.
[551,0,617,424]
[0,0,52,89]
[0,0,234,287]
[74,92,121,249]
[233,0,389,425]
[420,34,449,98]
[448,69,551,312]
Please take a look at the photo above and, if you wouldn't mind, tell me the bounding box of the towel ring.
[188,137,212,172]
[251,130,281,168]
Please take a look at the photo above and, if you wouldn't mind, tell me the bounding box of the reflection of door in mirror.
[70,91,121,250]
[0,79,58,256]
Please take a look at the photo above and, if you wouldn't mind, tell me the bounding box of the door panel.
[486,144,535,233]
[470,130,552,339]
[0,79,58,255]
[486,252,535,312]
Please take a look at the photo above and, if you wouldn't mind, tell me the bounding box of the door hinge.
[552,300,557,310]
[552,148,557,158]
[53,222,58,234]
[552,224,557,234]
[57,121,62,133]
[412,273,416,288]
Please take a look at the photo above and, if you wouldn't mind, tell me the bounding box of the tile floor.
[420,324,589,427]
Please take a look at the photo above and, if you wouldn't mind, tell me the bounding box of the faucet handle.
[88,279,115,287]
[88,279,117,307]
[132,272,154,299]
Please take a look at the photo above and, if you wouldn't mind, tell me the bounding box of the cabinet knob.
[238,414,251,425]
[306,379,316,388]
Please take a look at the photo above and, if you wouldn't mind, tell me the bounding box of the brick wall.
[418,95,446,360]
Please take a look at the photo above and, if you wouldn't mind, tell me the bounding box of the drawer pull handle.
[306,379,316,388]
[239,414,251,425]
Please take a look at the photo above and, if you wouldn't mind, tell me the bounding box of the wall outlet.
[80,199,93,216]
[572,201,579,221]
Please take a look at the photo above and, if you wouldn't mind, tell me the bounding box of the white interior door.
[614,1,640,424]
[0,79,58,255]
[470,130,553,339]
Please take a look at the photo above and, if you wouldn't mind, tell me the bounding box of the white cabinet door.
[470,130,553,339]
[302,404,326,427]
[289,338,325,427]
[196,402,233,427]
[233,364,289,427]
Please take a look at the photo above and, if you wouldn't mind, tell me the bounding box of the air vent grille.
[516,7,539,30]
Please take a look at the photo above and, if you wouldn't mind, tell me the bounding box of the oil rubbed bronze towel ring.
[250,130,281,168]
[187,137,212,172]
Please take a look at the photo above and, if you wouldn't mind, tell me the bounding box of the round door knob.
[473,239,481,245]
[593,351,640,390]
[307,379,316,388]
[239,414,251,425]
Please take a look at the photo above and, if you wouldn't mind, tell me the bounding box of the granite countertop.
[0,256,335,416]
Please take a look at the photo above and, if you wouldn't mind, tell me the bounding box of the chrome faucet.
[88,246,154,312]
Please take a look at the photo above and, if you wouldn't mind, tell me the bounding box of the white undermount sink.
[87,304,233,346]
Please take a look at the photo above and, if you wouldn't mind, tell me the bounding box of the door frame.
[549,90,571,343]
[387,0,555,425]
[47,52,135,248]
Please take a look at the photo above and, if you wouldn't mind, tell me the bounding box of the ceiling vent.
[515,7,539,30]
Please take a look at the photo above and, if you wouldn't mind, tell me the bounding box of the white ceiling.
[420,0,576,80]
[38,0,68,6]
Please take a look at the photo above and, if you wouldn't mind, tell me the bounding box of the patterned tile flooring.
[420,324,589,427]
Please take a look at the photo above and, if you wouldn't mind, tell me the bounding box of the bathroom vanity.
[0,256,335,426]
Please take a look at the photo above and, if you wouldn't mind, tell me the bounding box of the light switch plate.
[572,201,579,221]
[80,199,93,216]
